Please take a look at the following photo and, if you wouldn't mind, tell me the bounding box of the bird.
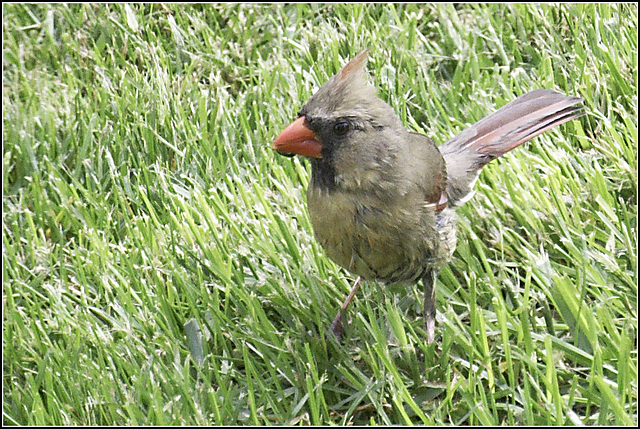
[272,49,584,343]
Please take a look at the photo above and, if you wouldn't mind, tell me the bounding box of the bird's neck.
[310,157,338,192]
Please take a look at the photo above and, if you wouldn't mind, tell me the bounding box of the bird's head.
[272,49,404,191]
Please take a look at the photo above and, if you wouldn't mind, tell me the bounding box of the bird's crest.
[338,48,371,81]
[303,49,379,117]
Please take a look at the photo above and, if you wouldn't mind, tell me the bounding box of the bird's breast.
[306,184,448,283]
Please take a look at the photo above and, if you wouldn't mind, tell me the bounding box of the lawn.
[2,3,637,425]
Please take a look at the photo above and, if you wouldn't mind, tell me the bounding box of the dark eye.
[333,120,350,136]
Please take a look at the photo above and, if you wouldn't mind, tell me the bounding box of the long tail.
[440,89,584,206]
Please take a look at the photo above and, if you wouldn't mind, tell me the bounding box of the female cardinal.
[272,49,584,343]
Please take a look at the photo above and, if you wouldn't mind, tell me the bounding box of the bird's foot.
[328,277,363,341]
[329,310,345,340]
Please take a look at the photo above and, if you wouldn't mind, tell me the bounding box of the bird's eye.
[333,120,350,136]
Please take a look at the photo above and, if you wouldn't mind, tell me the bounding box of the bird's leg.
[423,270,438,344]
[329,276,363,339]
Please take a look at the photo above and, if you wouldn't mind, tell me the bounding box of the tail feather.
[440,89,584,206]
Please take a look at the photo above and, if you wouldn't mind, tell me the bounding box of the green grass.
[2,3,636,425]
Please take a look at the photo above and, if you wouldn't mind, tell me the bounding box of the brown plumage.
[273,50,584,343]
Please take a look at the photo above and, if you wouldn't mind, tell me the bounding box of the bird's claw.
[329,310,344,340]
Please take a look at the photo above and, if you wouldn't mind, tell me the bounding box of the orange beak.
[272,116,323,158]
